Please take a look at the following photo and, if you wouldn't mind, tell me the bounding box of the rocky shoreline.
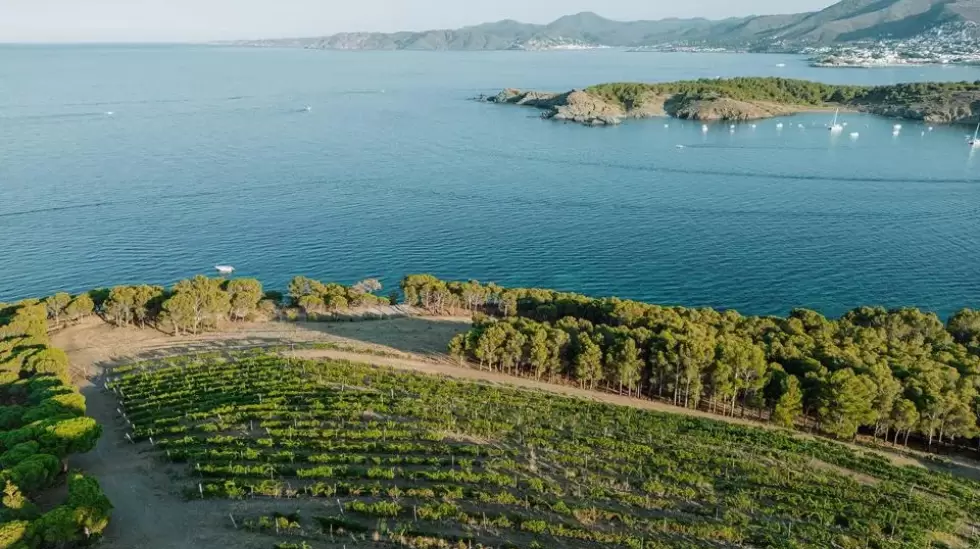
[484,84,980,127]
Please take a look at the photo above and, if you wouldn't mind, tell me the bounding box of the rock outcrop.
[487,88,625,125]
[665,96,802,121]
[859,96,980,124]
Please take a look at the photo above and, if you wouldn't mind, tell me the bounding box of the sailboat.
[828,108,843,132]
[969,121,980,147]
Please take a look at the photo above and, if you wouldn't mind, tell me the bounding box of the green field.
[110,351,980,549]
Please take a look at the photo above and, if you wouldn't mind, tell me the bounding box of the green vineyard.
[107,351,980,549]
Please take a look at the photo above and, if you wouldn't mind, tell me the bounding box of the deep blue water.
[2,45,980,318]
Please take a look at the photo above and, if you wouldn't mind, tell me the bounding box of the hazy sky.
[1,0,834,43]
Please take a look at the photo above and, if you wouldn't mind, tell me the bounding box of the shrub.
[67,473,112,537]
[0,520,30,549]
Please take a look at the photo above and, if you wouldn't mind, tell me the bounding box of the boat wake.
[481,149,980,186]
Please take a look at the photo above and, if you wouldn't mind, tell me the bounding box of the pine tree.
[772,376,803,428]
[575,333,603,390]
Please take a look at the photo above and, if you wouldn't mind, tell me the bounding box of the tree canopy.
[0,301,111,547]
[425,274,980,453]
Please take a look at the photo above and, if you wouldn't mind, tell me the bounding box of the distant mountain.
[763,0,980,42]
[237,0,980,50]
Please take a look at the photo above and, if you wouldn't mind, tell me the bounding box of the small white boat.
[928,126,934,132]
[969,121,980,148]
[776,122,784,129]
[750,124,757,129]
[798,123,805,129]
[850,132,860,139]
[828,113,843,133]
[729,124,736,132]
[701,124,709,133]
[304,106,312,112]
[105,111,114,116]
[675,144,685,149]
[776,63,786,67]
[215,265,235,274]
[893,124,902,131]
[664,123,670,128]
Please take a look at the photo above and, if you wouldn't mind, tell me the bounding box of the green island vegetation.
[585,77,980,110]
[0,301,110,548]
[110,351,980,548]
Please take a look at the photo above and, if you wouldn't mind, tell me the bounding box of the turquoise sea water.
[2,45,980,317]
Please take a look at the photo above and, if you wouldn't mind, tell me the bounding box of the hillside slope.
[237,0,980,50]
[771,0,980,41]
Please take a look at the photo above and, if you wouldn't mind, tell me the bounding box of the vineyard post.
[229,514,237,529]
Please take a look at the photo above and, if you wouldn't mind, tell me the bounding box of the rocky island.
[485,77,980,127]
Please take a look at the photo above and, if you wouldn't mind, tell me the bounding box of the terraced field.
[107,351,980,549]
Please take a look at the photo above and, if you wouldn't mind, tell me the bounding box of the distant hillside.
[766,0,980,42]
[236,0,980,50]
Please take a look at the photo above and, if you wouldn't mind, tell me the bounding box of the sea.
[2,45,980,318]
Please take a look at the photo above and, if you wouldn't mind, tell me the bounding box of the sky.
[1,0,834,43]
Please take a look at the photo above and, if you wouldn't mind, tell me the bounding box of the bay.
[2,45,980,317]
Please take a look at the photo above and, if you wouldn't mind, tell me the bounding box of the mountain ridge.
[235,0,980,50]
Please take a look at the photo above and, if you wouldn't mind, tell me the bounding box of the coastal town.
[805,22,980,67]
[510,22,980,68]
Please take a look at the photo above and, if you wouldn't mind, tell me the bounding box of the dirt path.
[286,348,781,427]
[72,381,264,548]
